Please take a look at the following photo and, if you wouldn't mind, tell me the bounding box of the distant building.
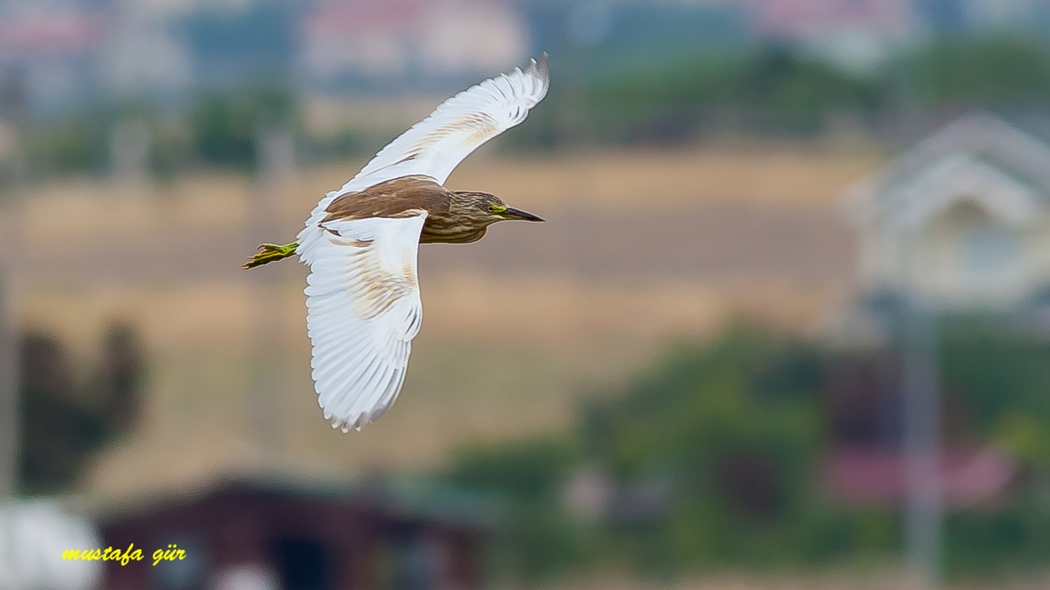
[300,0,528,94]
[178,1,297,91]
[820,349,1019,508]
[748,0,916,72]
[0,499,101,590]
[103,1,192,101]
[843,113,1050,312]
[0,0,192,115]
[98,474,496,590]
[0,7,105,115]
[821,112,1050,507]
[823,444,1017,507]
[912,0,1050,37]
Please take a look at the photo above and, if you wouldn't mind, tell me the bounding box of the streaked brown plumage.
[321,174,543,245]
[240,54,550,432]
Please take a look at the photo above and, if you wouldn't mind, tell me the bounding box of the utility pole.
[0,262,16,501]
[0,66,27,501]
[0,244,16,502]
[109,117,151,197]
[890,25,942,589]
[0,65,27,590]
[900,226,943,590]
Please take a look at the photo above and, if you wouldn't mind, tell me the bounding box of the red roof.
[823,446,1017,508]
[752,0,913,37]
[0,12,103,58]
[302,0,431,38]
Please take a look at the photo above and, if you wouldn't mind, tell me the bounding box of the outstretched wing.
[304,212,427,432]
[343,53,549,193]
[297,54,549,265]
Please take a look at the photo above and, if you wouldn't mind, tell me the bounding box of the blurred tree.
[441,321,1050,579]
[574,37,1050,144]
[907,37,1050,110]
[444,437,583,583]
[586,45,884,142]
[578,326,834,570]
[934,317,1050,575]
[18,322,146,495]
[745,46,884,132]
[16,104,196,180]
[938,318,1050,432]
[188,85,298,169]
[189,93,256,168]
[26,117,110,176]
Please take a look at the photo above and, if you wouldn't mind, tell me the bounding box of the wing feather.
[304,212,427,432]
[348,54,548,190]
[293,56,550,430]
[296,55,549,265]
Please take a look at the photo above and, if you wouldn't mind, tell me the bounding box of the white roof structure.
[841,112,1050,311]
[844,112,1050,230]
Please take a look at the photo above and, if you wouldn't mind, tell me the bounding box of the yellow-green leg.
[243,242,298,269]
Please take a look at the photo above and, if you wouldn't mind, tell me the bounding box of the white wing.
[304,212,427,432]
[342,53,550,191]
[294,56,549,430]
[296,55,549,264]
[343,54,549,192]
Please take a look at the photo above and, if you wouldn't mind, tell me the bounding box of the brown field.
[4,145,879,502]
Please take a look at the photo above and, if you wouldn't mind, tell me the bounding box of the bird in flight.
[244,55,550,432]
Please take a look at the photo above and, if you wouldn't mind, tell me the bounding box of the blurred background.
[3,0,1050,589]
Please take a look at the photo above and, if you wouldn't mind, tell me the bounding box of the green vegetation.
[11,85,298,179]
[445,437,583,581]
[909,37,1050,109]
[15,36,1050,177]
[581,36,1050,142]
[188,85,299,169]
[576,329,830,571]
[936,318,1050,575]
[585,46,883,139]
[18,323,146,495]
[24,114,111,177]
[441,320,1050,583]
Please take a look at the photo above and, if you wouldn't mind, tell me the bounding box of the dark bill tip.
[504,207,545,222]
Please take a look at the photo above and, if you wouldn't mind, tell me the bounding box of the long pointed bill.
[502,207,545,222]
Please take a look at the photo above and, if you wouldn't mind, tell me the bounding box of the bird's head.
[451,191,544,226]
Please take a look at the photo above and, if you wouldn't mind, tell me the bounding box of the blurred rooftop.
[5,0,1050,118]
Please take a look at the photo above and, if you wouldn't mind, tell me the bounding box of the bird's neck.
[448,190,491,213]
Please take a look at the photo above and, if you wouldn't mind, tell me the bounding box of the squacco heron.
[244,55,549,432]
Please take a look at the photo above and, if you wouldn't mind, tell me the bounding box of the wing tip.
[527,52,550,85]
[330,412,371,433]
[329,403,396,433]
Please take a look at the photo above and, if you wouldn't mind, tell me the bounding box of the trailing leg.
[244,242,298,269]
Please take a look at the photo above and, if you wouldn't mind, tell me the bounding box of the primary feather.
[297,56,549,431]
[305,213,426,432]
[297,54,549,265]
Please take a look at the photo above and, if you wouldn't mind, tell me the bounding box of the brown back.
[322,175,452,224]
